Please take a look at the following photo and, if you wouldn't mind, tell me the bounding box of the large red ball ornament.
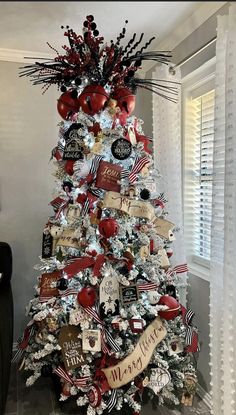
[77,287,97,308]
[78,85,109,115]
[98,218,119,239]
[113,87,136,116]
[158,295,180,320]
[57,92,80,120]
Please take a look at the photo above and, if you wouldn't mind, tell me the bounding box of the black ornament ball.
[91,22,97,30]
[140,188,150,200]
[57,278,69,291]
[70,89,78,99]
[135,59,142,67]
[60,85,67,93]
[83,21,89,28]
[75,77,82,86]
[111,138,132,160]
[128,70,135,77]
[93,30,99,37]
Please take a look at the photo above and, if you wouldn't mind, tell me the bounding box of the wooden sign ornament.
[58,325,85,371]
[102,317,167,388]
[103,191,155,221]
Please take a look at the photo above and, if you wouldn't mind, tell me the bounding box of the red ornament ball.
[98,218,119,239]
[113,87,136,116]
[158,295,180,320]
[77,286,97,307]
[78,85,109,115]
[57,91,80,120]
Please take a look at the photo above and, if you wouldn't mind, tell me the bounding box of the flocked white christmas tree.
[15,16,199,414]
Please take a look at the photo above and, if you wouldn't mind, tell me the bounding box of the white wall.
[0,61,59,339]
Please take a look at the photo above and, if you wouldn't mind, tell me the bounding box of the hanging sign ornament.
[99,274,120,319]
[58,325,85,371]
[145,366,171,394]
[111,138,132,160]
[103,191,156,221]
[63,123,87,160]
[102,317,166,388]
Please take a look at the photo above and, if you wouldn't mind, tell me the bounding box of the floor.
[5,364,211,415]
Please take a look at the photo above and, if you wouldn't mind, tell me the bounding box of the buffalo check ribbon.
[54,366,90,388]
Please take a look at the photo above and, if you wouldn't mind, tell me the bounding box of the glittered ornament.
[78,85,109,115]
[77,286,97,307]
[158,295,180,320]
[111,138,132,160]
[57,91,80,120]
[98,218,119,239]
[113,87,136,116]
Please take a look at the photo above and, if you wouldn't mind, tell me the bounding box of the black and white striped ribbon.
[105,328,121,352]
[81,198,90,215]
[84,307,121,353]
[80,155,103,215]
[107,389,118,412]
[184,308,195,346]
[89,188,103,198]
[90,155,103,175]
[57,140,65,153]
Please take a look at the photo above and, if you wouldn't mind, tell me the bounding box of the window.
[183,61,215,271]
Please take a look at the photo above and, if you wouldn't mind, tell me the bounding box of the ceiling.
[0,1,205,54]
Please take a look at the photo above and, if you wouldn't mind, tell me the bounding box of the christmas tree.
[16,16,199,414]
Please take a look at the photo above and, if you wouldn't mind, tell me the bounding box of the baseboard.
[197,383,212,409]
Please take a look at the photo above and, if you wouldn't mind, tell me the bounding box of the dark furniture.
[0,242,13,415]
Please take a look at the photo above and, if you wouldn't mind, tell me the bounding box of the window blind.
[184,89,215,262]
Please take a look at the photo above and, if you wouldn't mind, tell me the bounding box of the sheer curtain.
[152,66,187,303]
[210,4,236,415]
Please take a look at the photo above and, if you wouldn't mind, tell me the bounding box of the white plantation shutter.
[184,87,215,263]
